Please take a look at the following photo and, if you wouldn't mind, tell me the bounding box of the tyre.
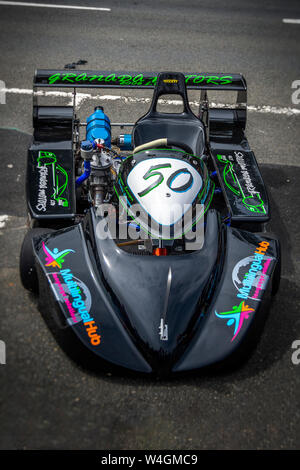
[19,227,54,293]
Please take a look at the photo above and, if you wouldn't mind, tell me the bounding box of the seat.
[132,72,206,156]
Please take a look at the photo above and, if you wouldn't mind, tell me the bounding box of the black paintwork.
[22,70,280,374]
[133,72,206,155]
[33,106,73,142]
[33,208,279,374]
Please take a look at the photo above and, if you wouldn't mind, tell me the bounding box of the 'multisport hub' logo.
[43,242,101,347]
[58,269,101,346]
[215,301,255,342]
[215,241,272,341]
[233,241,272,301]
[42,242,74,269]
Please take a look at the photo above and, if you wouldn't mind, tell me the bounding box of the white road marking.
[0,215,10,229]
[0,86,300,116]
[0,215,27,235]
[0,1,110,12]
[282,18,300,24]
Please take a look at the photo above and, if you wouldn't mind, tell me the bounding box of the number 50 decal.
[138,163,194,197]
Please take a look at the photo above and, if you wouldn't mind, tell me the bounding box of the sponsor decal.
[163,79,178,84]
[37,151,70,209]
[233,255,272,301]
[253,258,271,299]
[36,164,48,212]
[216,241,273,340]
[47,72,233,87]
[233,241,271,301]
[60,268,101,346]
[159,319,168,341]
[49,271,79,325]
[42,245,101,347]
[47,271,92,326]
[215,301,255,341]
[217,152,266,214]
[42,242,74,269]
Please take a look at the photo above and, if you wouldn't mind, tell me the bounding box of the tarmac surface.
[0,0,299,450]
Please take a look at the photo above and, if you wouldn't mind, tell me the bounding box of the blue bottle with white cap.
[86,106,111,148]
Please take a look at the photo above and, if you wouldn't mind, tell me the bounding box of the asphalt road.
[0,0,300,450]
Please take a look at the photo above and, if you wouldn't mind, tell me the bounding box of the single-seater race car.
[20,70,281,375]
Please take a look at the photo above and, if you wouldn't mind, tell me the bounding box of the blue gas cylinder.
[86,106,111,148]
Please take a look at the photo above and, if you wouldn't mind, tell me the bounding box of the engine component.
[86,106,111,148]
[117,134,133,151]
[80,140,93,161]
[88,142,114,206]
[76,141,93,187]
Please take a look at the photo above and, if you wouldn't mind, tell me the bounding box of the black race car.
[20,70,280,375]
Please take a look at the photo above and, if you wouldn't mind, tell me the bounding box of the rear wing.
[32,70,248,136]
[34,69,247,91]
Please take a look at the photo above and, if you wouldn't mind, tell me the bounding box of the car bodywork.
[22,69,280,375]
